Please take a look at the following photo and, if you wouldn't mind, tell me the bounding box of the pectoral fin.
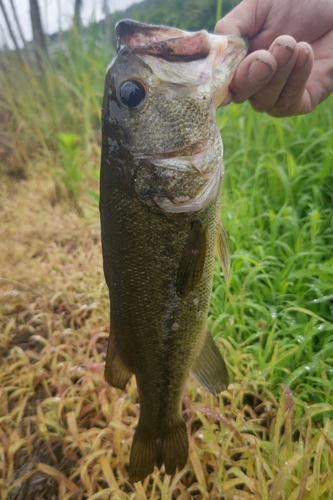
[216,221,231,283]
[176,220,207,298]
[105,329,132,390]
[191,329,229,395]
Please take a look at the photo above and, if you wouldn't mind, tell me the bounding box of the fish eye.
[119,80,146,108]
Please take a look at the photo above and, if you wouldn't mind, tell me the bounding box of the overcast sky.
[0,0,143,48]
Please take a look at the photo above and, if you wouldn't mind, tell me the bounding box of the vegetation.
[0,1,332,498]
[100,0,239,39]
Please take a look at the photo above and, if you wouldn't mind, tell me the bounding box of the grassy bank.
[0,23,332,499]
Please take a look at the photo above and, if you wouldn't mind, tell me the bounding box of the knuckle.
[275,92,300,113]
[233,95,248,104]
[249,96,270,112]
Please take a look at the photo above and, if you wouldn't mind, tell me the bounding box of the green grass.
[0,22,332,499]
[211,103,333,413]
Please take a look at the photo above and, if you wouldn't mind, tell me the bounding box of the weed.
[0,18,332,499]
[56,133,83,209]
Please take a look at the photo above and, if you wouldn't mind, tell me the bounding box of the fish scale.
[130,92,209,153]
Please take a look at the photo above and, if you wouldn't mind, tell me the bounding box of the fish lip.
[209,34,248,107]
[116,19,212,62]
[211,34,248,50]
[116,18,189,48]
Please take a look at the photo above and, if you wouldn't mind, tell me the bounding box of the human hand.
[215,0,333,116]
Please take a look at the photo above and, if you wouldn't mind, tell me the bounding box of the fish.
[100,19,247,483]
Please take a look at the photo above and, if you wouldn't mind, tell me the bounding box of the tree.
[102,0,110,17]
[8,0,28,49]
[0,17,8,49]
[74,0,83,29]
[29,0,48,57]
[102,0,111,39]
[0,0,21,55]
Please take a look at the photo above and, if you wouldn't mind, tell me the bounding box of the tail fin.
[128,420,188,483]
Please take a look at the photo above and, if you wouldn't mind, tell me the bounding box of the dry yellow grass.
[0,169,332,499]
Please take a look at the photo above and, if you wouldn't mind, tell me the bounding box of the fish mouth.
[116,19,247,67]
[116,19,212,62]
[115,19,247,109]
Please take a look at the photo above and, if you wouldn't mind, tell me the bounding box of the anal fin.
[191,329,229,395]
[216,221,231,283]
[104,328,132,390]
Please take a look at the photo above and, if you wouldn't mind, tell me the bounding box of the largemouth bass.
[100,19,247,483]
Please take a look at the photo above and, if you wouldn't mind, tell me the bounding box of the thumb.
[214,0,270,38]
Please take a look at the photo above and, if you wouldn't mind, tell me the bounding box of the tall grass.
[212,103,333,412]
[0,24,111,202]
[0,25,109,141]
[0,19,332,499]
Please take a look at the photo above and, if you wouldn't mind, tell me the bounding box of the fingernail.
[248,58,274,83]
[271,39,294,65]
[297,42,311,68]
[274,40,294,53]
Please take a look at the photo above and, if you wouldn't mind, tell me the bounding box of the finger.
[214,0,271,39]
[249,36,299,112]
[220,50,277,106]
[268,42,314,116]
[302,31,333,112]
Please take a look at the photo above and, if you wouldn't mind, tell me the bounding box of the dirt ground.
[0,171,111,499]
